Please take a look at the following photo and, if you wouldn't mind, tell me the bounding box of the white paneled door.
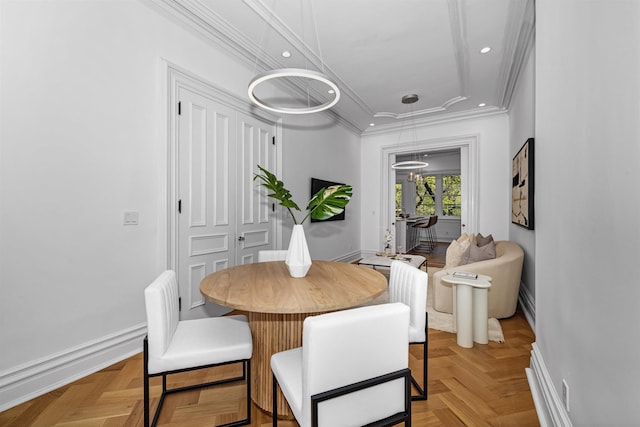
[177,87,276,319]
[236,112,277,265]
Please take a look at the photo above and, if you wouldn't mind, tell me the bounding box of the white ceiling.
[153,0,535,133]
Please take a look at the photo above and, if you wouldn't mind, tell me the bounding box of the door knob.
[238,236,245,241]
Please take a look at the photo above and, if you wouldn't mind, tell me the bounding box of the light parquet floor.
[0,305,538,427]
[408,241,448,269]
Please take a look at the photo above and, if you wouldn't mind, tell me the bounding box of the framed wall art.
[512,138,534,229]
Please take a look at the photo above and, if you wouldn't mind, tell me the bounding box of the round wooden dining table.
[200,260,387,417]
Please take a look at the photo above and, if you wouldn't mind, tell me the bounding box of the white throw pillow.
[457,233,475,244]
[445,238,473,268]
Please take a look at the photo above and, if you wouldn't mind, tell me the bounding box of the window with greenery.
[407,173,461,217]
[415,176,436,216]
[442,175,462,216]
[395,183,403,216]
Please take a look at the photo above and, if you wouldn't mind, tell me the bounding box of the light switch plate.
[123,211,139,225]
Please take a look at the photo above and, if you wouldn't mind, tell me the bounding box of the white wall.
[508,44,536,314]
[0,0,361,408]
[361,114,511,253]
[279,113,361,261]
[535,0,640,424]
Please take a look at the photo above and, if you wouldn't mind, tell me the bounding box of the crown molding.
[149,0,259,66]
[447,0,470,97]
[374,96,467,119]
[496,0,535,109]
[363,106,506,136]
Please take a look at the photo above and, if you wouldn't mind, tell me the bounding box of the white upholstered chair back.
[258,250,288,262]
[144,270,180,374]
[301,303,410,427]
[143,270,253,426]
[389,260,428,343]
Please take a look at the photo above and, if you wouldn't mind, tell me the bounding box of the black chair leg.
[410,313,428,401]
[143,337,150,427]
[272,374,278,427]
[144,334,251,427]
[143,336,165,426]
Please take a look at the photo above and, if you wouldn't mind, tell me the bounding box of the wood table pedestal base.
[249,311,322,418]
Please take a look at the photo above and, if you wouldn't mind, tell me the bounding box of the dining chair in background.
[389,260,429,400]
[143,270,253,427]
[258,250,288,262]
[271,303,412,427]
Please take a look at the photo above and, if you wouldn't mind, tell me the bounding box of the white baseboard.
[359,249,379,259]
[0,323,147,412]
[518,281,536,330]
[332,250,364,263]
[526,342,573,427]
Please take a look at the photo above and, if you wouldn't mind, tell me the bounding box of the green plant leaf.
[253,165,301,223]
[254,165,352,225]
[304,185,353,222]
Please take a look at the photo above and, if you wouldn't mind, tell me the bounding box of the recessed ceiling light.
[480,47,491,54]
[478,103,486,107]
[328,89,335,94]
[281,51,291,58]
[369,123,375,127]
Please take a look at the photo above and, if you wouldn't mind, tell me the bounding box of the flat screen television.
[310,177,346,222]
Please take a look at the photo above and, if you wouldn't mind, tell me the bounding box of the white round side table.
[441,273,493,348]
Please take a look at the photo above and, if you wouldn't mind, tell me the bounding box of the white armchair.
[433,240,524,319]
[270,303,412,427]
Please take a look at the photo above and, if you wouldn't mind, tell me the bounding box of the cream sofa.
[432,240,524,319]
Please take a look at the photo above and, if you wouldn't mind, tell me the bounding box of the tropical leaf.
[254,165,352,224]
[304,185,353,222]
[254,165,302,223]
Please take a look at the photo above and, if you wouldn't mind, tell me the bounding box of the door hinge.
[272,203,275,212]
[178,101,181,115]
[178,199,182,214]
[272,136,275,145]
[179,297,182,311]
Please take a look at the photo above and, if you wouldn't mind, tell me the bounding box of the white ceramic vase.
[285,224,312,278]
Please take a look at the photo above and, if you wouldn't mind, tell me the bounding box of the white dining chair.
[258,249,288,262]
[271,303,412,427]
[143,270,253,427]
[389,260,429,400]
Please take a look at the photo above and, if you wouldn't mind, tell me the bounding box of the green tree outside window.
[395,183,403,216]
[411,174,461,217]
[415,176,436,216]
[442,175,461,216]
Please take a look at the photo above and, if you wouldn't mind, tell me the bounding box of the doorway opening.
[381,135,479,253]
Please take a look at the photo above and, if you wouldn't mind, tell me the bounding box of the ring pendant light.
[248,0,340,115]
[391,94,429,170]
[248,68,340,115]
[392,160,429,169]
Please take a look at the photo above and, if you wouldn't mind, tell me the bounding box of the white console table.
[441,273,492,348]
[358,254,426,270]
